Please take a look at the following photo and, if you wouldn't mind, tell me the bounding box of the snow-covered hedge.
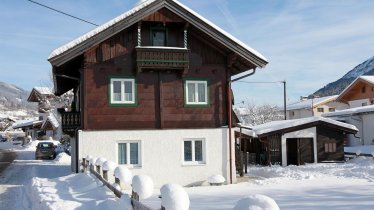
[102,160,117,171]
[132,175,154,199]
[160,184,190,210]
[233,194,279,210]
[114,166,132,184]
[207,174,225,185]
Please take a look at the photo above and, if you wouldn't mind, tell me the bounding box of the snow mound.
[89,157,98,166]
[103,160,117,171]
[233,194,280,210]
[160,184,190,210]
[114,166,132,184]
[95,157,107,166]
[118,194,132,210]
[207,174,226,184]
[54,152,71,164]
[132,175,154,199]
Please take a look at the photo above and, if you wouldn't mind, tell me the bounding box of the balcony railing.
[61,112,80,131]
[136,46,189,72]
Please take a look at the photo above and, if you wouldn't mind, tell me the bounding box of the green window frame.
[109,76,137,106]
[184,78,209,107]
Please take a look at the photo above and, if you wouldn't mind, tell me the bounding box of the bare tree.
[234,101,284,125]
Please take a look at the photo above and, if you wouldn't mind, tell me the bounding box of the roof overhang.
[48,0,267,69]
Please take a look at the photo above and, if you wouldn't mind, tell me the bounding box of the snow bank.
[160,184,190,210]
[54,152,71,164]
[132,175,154,199]
[345,145,374,155]
[95,157,107,166]
[118,194,132,210]
[114,166,132,184]
[207,175,226,184]
[103,160,117,171]
[233,194,279,210]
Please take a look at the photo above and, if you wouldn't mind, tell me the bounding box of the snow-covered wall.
[349,99,370,108]
[78,128,234,187]
[362,114,374,145]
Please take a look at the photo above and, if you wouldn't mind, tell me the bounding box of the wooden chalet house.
[49,0,267,186]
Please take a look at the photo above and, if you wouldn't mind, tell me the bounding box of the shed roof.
[323,104,374,117]
[236,116,358,138]
[48,0,267,68]
[12,118,42,129]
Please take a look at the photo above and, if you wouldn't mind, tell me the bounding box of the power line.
[27,0,99,26]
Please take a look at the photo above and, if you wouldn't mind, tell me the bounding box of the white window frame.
[185,80,208,105]
[117,141,141,167]
[182,138,206,165]
[110,78,135,104]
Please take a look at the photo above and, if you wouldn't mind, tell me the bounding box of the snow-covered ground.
[345,145,374,155]
[1,141,374,210]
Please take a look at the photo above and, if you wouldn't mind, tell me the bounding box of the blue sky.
[1,0,374,106]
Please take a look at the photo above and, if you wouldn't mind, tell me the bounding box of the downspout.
[228,69,256,184]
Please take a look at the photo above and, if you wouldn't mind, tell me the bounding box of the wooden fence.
[83,160,155,210]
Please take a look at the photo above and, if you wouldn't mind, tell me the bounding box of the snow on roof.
[286,95,338,111]
[48,0,267,63]
[33,87,53,95]
[41,114,60,129]
[359,75,374,84]
[323,104,374,117]
[236,117,358,137]
[12,118,42,129]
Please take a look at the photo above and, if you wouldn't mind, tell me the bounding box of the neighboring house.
[12,117,42,139]
[323,105,374,146]
[0,116,15,131]
[48,0,268,186]
[235,117,358,168]
[336,75,374,108]
[26,87,61,139]
[286,95,348,119]
[323,76,374,146]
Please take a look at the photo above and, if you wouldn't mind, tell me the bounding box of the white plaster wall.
[362,114,374,145]
[78,128,234,187]
[328,101,349,111]
[288,109,312,119]
[349,99,370,108]
[281,127,317,166]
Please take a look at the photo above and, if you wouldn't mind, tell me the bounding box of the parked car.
[35,142,57,160]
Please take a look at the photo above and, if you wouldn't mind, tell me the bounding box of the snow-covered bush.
[85,155,93,162]
[160,184,190,210]
[114,166,132,184]
[95,157,107,166]
[103,161,117,171]
[132,175,154,199]
[89,157,97,166]
[207,174,225,185]
[233,194,279,210]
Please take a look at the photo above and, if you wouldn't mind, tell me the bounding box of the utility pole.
[283,80,287,120]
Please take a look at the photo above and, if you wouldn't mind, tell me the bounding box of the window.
[324,142,336,153]
[361,86,366,93]
[289,111,295,117]
[317,108,324,113]
[328,108,335,112]
[184,80,208,106]
[118,141,141,166]
[362,102,367,107]
[152,29,166,46]
[183,139,205,164]
[109,77,136,105]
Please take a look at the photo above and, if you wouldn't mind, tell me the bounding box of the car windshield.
[39,143,53,148]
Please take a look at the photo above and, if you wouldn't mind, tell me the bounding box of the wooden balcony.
[61,112,80,132]
[136,46,189,73]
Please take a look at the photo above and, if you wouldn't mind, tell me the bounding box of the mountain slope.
[313,56,374,97]
[0,81,37,119]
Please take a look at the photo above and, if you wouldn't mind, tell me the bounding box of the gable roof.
[48,0,267,68]
[236,116,358,138]
[323,104,374,117]
[28,87,54,102]
[286,95,338,111]
[336,75,374,102]
[41,114,60,130]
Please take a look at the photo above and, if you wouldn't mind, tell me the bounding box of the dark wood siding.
[83,22,228,130]
[316,125,345,162]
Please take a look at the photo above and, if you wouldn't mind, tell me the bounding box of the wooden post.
[115,177,120,185]
[96,165,101,175]
[103,170,108,181]
[244,140,248,174]
[239,127,244,177]
[82,158,86,173]
[132,190,139,201]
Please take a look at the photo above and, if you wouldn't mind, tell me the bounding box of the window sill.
[182,162,206,167]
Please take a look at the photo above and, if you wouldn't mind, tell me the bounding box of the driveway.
[0,149,16,175]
